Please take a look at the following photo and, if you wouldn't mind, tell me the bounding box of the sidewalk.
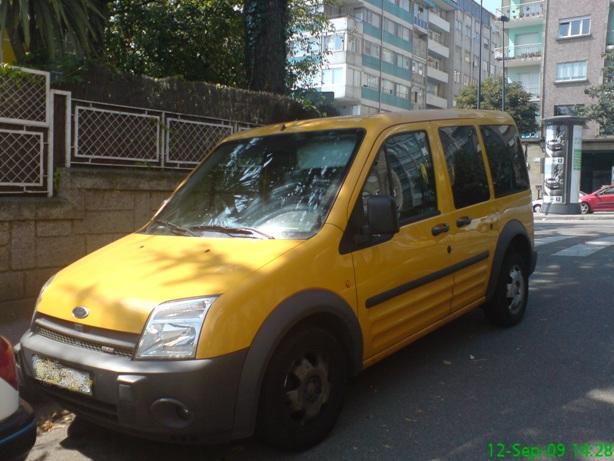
[534,212,614,221]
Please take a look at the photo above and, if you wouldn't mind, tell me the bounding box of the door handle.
[456,216,472,228]
[431,223,449,236]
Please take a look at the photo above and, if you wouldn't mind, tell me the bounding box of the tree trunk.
[244,0,288,94]
[8,27,26,64]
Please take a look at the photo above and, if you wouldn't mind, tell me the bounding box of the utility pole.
[500,14,509,111]
[378,2,384,113]
[477,0,483,109]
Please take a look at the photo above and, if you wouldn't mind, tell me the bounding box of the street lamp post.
[477,0,483,109]
[499,14,509,111]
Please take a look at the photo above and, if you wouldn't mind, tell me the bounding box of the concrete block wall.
[0,167,185,321]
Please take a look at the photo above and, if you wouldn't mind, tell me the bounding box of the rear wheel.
[485,252,529,327]
[580,202,591,214]
[257,327,348,451]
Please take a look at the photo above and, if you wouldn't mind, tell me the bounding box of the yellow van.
[17,110,536,450]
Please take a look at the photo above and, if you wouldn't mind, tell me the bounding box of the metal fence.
[0,65,260,195]
[0,66,51,195]
[69,99,258,170]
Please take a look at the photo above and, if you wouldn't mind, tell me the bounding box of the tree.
[581,50,614,135]
[0,0,103,64]
[105,0,245,86]
[455,77,539,137]
[244,0,288,94]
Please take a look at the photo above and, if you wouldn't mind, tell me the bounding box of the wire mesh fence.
[70,99,258,169]
[0,67,49,126]
[0,128,44,187]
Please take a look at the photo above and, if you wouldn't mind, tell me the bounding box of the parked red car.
[580,185,614,214]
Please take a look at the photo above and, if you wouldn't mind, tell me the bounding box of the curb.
[534,213,614,221]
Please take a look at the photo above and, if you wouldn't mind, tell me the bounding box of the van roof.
[228,109,515,141]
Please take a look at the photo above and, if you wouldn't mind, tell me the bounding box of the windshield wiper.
[189,225,275,239]
[151,219,197,237]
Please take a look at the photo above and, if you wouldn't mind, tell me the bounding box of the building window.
[554,104,584,116]
[556,61,588,82]
[398,55,411,69]
[322,68,343,85]
[397,84,410,99]
[559,16,591,38]
[363,73,379,90]
[357,8,381,28]
[412,61,425,76]
[382,48,395,64]
[383,18,396,35]
[399,24,411,42]
[382,79,395,95]
[363,40,380,58]
[324,34,344,52]
[454,70,461,83]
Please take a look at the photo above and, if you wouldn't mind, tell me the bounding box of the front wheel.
[533,204,542,213]
[257,327,349,451]
[580,202,591,214]
[484,252,529,327]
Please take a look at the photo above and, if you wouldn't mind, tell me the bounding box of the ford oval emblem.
[72,306,89,319]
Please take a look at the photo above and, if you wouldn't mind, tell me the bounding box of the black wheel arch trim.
[486,219,535,302]
[231,289,362,440]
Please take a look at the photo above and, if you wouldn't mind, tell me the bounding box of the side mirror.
[366,195,399,236]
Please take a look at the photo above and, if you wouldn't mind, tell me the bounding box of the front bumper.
[0,399,36,461]
[17,330,247,444]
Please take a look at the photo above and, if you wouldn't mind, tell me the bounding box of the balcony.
[494,43,542,67]
[427,66,448,84]
[497,1,544,28]
[427,39,449,59]
[426,92,447,109]
[428,12,450,33]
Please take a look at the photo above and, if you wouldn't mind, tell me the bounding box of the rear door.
[596,186,614,210]
[435,124,498,312]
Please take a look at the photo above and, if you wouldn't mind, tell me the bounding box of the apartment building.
[542,0,614,192]
[497,0,545,137]
[318,0,501,115]
[498,0,614,196]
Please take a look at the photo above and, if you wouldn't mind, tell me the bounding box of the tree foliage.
[105,0,245,86]
[455,77,539,136]
[581,50,614,135]
[0,0,104,64]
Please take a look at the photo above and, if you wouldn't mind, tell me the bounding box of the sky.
[482,0,502,14]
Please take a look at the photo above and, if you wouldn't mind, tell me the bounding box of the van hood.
[36,233,302,334]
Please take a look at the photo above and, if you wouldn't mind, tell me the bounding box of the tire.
[257,327,349,451]
[533,204,542,213]
[484,252,529,327]
[580,202,591,214]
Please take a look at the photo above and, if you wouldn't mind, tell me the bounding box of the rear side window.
[481,125,530,197]
[439,126,490,209]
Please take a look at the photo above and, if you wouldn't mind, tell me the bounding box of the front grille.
[35,325,134,358]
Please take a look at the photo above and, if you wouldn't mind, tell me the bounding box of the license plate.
[32,355,93,396]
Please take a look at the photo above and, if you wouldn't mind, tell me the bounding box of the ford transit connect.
[17,110,537,450]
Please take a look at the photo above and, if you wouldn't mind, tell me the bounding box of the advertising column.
[542,116,585,214]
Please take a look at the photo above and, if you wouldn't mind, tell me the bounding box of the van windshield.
[144,129,365,239]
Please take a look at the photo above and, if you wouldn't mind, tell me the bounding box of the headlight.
[135,296,217,360]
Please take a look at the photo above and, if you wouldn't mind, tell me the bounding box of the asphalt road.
[12,218,614,461]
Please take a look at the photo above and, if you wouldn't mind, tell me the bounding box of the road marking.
[534,236,574,247]
[553,236,614,257]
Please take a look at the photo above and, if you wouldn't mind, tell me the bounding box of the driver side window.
[360,131,438,224]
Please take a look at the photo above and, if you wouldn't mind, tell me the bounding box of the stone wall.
[0,167,185,321]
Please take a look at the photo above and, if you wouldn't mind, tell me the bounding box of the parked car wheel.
[532,204,542,213]
[580,202,591,214]
[257,327,348,451]
[484,252,529,327]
